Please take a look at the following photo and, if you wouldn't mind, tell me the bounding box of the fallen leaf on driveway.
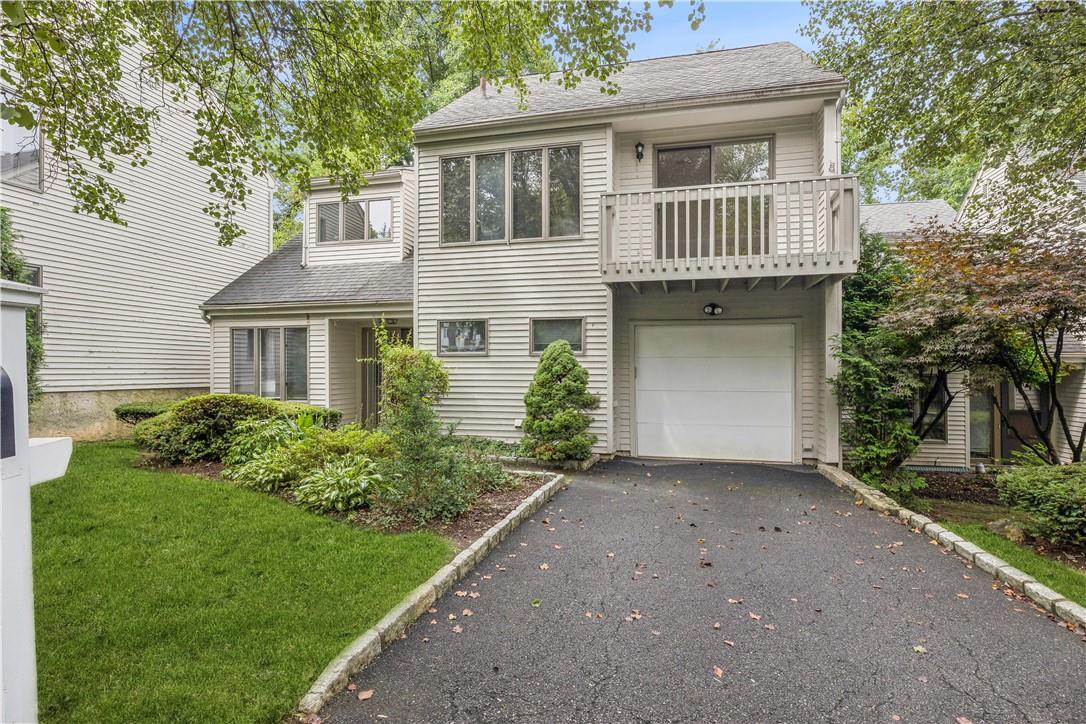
[447,613,457,620]
[607,552,615,559]
[357,689,374,701]
[956,593,970,599]
[713,622,721,630]
[748,612,762,621]
[955,718,974,724]
[723,640,735,647]
[531,599,541,607]
[554,544,562,550]
[712,665,724,680]
[727,598,743,604]
[427,607,438,614]
[451,625,463,634]
[482,575,492,580]
[913,645,927,654]
[347,683,357,691]
[763,624,776,631]
[652,630,661,636]
[539,563,550,571]
[462,609,474,617]
[454,590,467,597]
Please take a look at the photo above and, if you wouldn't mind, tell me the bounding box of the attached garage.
[633,323,796,462]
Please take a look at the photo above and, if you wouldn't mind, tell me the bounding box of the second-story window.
[317,199,393,243]
[1,92,44,192]
[656,138,771,187]
[440,145,580,244]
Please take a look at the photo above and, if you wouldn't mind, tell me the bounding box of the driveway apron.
[321,460,1086,723]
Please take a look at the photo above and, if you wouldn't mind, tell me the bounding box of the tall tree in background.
[805,1,1085,221]
[2,1,702,246]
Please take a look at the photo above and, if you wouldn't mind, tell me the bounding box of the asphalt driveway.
[322,460,1086,723]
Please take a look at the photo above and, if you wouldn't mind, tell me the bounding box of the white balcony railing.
[599,175,859,284]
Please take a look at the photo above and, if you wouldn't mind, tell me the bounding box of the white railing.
[599,175,859,281]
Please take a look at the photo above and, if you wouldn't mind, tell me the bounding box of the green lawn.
[32,441,451,724]
[942,523,1086,607]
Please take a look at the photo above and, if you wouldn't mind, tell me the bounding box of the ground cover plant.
[32,441,449,724]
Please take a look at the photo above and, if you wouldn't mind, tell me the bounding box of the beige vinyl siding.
[8,51,271,394]
[906,372,970,468]
[415,126,611,447]
[612,284,825,460]
[208,315,328,406]
[400,167,417,259]
[305,182,405,266]
[614,115,818,192]
[328,319,363,423]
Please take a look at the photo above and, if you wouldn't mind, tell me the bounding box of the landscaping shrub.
[224,424,391,493]
[521,340,599,461]
[113,400,176,425]
[294,455,383,513]
[223,415,316,467]
[132,393,340,464]
[997,464,1086,548]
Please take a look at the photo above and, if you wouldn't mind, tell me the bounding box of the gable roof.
[202,237,413,309]
[415,42,845,136]
[859,200,957,241]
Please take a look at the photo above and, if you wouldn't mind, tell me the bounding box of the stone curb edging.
[488,453,600,472]
[296,470,568,716]
[817,464,1086,631]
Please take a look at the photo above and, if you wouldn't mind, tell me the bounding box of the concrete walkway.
[321,460,1086,723]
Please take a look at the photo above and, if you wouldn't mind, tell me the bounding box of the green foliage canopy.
[2,0,702,245]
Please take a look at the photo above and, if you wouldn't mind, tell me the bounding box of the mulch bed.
[920,471,1001,505]
[136,454,225,479]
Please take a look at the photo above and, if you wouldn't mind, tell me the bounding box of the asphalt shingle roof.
[859,200,957,240]
[415,42,845,134]
[203,237,412,308]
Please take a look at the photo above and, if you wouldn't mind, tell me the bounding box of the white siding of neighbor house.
[7,58,271,394]
[905,372,970,469]
[208,315,328,406]
[612,284,827,462]
[1055,367,1086,463]
[305,176,409,266]
[414,125,612,448]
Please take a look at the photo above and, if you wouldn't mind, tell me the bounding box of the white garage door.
[635,323,795,462]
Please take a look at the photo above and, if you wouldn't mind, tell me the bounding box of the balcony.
[599,175,859,290]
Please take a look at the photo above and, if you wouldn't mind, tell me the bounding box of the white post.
[1,280,71,724]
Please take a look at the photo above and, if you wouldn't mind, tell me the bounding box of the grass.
[942,523,1086,608]
[32,441,451,724]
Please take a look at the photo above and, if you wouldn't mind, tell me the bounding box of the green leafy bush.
[224,424,393,494]
[521,340,599,461]
[132,393,341,464]
[294,455,382,513]
[997,464,1086,548]
[113,401,176,425]
[223,415,316,467]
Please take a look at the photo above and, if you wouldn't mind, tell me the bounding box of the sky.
[626,1,813,60]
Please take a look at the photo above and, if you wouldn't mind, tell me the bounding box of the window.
[531,318,584,354]
[1,95,43,192]
[231,327,308,400]
[317,199,394,243]
[655,138,772,259]
[440,145,580,243]
[915,375,948,441]
[438,320,487,355]
[1009,386,1042,412]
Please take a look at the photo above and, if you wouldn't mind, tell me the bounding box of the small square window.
[532,318,584,353]
[438,320,487,355]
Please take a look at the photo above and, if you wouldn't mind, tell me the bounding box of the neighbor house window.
[23,264,43,335]
[440,145,580,243]
[1,94,44,192]
[438,320,487,355]
[231,326,308,400]
[317,199,393,243]
[531,318,584,353]
[915,375,948,441]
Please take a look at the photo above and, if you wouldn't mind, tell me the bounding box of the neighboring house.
[207,42,862,465]
[860,197,1086,468]
[2,62,272,439]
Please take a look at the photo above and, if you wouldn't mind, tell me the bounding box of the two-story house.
[3,56,272,439]
[206,42,860,466]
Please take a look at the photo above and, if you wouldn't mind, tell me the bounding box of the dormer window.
[316,198,393,243]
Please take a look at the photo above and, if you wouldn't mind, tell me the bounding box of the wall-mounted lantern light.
[635,141,644,162]
[702,303,724,317]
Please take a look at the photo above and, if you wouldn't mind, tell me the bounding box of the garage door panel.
[636,422,793,461]
[634,323,795,463]
[636,356,794,392]
[636,389,793,427]
[637,324,794,357]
